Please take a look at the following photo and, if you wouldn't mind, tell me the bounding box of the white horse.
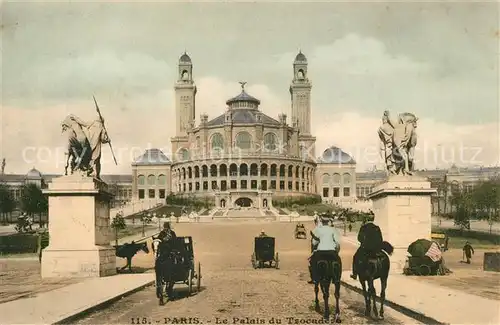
[151,236,162,260]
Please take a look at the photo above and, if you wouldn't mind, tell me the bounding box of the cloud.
[3,51,172,104]
[276,34,430,76]
[272,33,497,124]
[1,34,498,176]
[1,75,498,176]
[0,77,289,175]
[313,112,499,171]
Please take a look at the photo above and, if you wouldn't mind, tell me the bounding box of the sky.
[1,0,499,175]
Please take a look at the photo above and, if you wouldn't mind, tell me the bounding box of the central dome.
[226,82,261,108]
[320,146,356,164]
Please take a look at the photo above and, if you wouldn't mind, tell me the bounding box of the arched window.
[211,133,224,150]
[235,132,252,150]
[177,148,190,161]
[332,173,341,184]
[138,175,145,185]
[343,173,351,184]
[263,133,277,151]
[229,163,238,176]
[322,174,330,185]
[157,174,166,185]
[220,164,228,177]
[147,174,155,185]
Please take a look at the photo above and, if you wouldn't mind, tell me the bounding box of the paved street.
[76,222,417,325]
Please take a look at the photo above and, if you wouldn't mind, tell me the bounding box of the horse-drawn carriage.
[294,224,307,239]
[156,236,202,305]
[251,236,279,269]
[167,236,201,293]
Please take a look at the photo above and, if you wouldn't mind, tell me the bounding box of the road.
[75,222,417,325]
[432,218,500,233]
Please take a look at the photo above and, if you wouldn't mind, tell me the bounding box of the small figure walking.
[462,241,475,264]
[348,223,353,232]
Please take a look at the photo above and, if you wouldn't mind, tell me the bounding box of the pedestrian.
[462,241,474,264]
[348,223,352,232]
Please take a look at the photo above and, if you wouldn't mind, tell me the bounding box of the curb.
[340,280,447,325]
[55,279,156,324]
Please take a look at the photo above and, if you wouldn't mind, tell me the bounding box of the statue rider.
[350,213,383,280]
[308,214,341,283]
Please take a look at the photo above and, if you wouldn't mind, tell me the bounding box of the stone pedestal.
[368,175,436,273]
[41,174,117,278]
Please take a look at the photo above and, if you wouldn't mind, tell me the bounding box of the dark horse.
[115,241,149,272]
[310,231,342,323]
[155,241,183,305]
[354,241,394,320]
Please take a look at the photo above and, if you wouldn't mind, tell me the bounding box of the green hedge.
[0,233,40,254]
[272,194,322,208]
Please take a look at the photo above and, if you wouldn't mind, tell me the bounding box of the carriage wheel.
[251,253,257,269]
[197,262,202,292]
[418,264,431,276]
[187,269,193,295]
[274,253,280,269]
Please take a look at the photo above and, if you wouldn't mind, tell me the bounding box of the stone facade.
[368,175,436,273]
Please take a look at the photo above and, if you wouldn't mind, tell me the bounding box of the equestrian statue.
[378,110,418,176]
[61,96,117,179]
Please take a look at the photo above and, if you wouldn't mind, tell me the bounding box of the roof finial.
[239,81,247,92]
[298,47,302,54]
[184,49,187,55]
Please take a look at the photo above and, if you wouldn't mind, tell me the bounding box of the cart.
[251,236,279,269]
[166,236,202,294]
[294,224,307,239]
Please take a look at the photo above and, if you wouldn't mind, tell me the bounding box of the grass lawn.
[125,204,184,219]
[293,203,336,216]
[0,225,157,258]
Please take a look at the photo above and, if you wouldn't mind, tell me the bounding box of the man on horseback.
[350,213,384,280]
[309,214,341,282]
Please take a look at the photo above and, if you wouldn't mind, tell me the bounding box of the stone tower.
[289,51,316,159]
[175,52,197,136]
[171,52,197,158]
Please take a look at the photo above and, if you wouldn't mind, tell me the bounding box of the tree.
[20,183,48,225]
[450,187,472,231]
[140,212,153,237]
[471,179,500,233]
[0,184,15,224]
[110,212,126,246]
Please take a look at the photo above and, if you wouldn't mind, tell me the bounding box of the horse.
[354,241,394,320]
[155,241,183,305]
[115,241,149,272]
[311,250,342,322]
[151,236,162,259]
[62,123,92,176]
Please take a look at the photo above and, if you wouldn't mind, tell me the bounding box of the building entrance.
[235,197,253,207]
